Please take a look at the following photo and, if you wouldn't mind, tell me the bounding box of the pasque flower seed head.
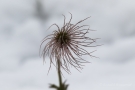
[40,13,100,74]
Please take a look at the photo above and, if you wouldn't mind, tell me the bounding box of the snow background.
[0,0,135,90]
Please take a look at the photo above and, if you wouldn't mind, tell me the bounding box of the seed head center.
[55,31,70,46]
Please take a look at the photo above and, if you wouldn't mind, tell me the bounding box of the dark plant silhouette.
[40,13,100,90]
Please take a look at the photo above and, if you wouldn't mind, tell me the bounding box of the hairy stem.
[57,59,62,88]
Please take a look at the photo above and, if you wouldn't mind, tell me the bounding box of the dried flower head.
[40,13,99,74]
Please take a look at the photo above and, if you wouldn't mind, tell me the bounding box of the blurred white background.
[0,0,135,90]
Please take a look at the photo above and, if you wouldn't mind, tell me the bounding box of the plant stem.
[57,59,62,88]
